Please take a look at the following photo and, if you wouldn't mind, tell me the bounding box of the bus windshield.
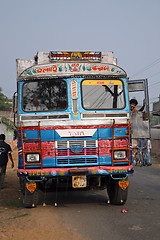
[81,79,125,110]
[22,79,68,112]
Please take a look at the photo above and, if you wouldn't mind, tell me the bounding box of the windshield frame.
[22,78,68,112]
[81,78,126,111]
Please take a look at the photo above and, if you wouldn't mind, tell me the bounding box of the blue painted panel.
[99,156,129,166]
[56,156,98,167]
[18,155,23,168]
[130,150,132,164]
[114,162,129,166]
[56,162,98,167]
[42,157,56,167]
[98,128,112,139]
[20,129,55,141]
[18,134,22,147]
[98,127,128,139]
[99,155,112,165]
[114,127,128,137]
[25,165,41,169]
[23,130,39,139]
[41,130,54,141]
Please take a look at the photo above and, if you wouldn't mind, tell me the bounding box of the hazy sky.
[0,0,160,108]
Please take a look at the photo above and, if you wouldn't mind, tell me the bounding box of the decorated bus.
[15,51,136,207]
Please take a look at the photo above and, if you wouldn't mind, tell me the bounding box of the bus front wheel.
[23,188,39,208]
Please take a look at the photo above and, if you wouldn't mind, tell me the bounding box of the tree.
[0,87,11,110]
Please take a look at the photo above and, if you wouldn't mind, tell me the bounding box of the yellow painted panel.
[82,80,122,85]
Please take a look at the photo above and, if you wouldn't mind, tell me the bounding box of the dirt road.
[0,148,84,240]
[1,146,159,240]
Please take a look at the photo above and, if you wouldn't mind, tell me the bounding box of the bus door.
[128,79,150,140]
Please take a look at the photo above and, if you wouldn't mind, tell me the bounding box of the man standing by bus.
[0,134,14,189]
[130,99,152,166]
[129,99,145,113]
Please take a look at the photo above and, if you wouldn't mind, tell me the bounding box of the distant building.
[0,110,14,121]
[151,97,160,155]
[151,124,160,156]
[152,96,160,116]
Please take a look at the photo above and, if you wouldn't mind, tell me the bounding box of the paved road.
[43,163,160,240]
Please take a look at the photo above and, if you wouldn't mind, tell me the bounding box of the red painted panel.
[99,139,128,156]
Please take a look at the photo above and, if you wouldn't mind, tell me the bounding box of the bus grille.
[57,140,96,148]
[57,157,97,165]
[56,140,97,157]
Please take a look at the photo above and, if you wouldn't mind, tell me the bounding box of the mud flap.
[107,176,129,205]
[26,181,37,193]
[118,179,129,190]
[23,181,38,208]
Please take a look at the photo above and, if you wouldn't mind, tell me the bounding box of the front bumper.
[17,165,134,178]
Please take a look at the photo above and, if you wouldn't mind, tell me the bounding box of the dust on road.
[0,147,84,240]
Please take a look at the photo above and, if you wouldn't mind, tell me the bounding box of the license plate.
[72,176,87,188]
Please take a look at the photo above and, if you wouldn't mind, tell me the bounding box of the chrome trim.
[81,112,129,119]
[20,113,70,121]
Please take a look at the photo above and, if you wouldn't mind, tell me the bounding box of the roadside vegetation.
[0,87,12,111]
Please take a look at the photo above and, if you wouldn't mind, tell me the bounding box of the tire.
[19,177,25,194]
[23,188,39,208]
[107,177,128,205]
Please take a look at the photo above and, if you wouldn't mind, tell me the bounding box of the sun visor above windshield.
[18,63,127,80]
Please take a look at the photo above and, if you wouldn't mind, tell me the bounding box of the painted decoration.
[26,182,36,193]
[82,79,122,85]
[70,145,83,153]
[56,129,97,137]
[17,165,134,177]
[49,51,101,62]
[118,179,129,190]
[20,63,126,78]
[71,80,78,99]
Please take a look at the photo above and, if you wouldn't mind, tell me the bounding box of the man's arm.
[139,105,145,112]
[139,99,145,112]
[8,153,14,168]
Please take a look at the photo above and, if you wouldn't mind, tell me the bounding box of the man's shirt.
[0,141,12,166]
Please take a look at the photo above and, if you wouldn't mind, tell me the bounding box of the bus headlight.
[114,151,126,160]
[26,153,40,163]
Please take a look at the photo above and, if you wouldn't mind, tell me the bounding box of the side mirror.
[13,92,17,126]
[13,92,17,113]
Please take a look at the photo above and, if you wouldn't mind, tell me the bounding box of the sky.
[0,0,160,109]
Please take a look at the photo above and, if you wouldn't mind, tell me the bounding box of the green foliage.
[1,117,17,130]
[0,87,11,110]
[8,213,30,220]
